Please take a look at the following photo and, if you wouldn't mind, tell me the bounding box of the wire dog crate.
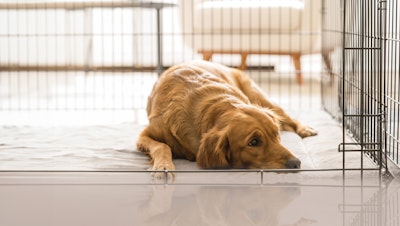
[0,0,399,173]
[1,2,400,226]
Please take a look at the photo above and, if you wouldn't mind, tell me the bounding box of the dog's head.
[197,106,301,169]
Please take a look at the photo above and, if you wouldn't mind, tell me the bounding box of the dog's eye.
[248,138,260,147]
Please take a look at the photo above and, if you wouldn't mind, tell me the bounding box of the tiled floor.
[0,170,399,226]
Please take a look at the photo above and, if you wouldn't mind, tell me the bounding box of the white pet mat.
[0,110,376,171]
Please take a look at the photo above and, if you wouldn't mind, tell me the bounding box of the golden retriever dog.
[136,61,317,177]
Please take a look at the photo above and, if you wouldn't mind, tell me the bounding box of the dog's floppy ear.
[197,128,230,169]
[262,108,282,127]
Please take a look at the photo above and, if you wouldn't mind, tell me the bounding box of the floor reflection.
[138,177,400,226]
[140,185,302,226]
[0,172,399,226]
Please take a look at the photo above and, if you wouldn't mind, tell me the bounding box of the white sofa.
[178,0,324,84]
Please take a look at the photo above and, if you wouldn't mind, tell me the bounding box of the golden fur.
[136,61,317,177]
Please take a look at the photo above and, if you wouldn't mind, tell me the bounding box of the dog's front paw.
[150,161,176,180]
[296,125,318,138]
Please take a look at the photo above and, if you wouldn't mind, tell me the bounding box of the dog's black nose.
[285,157,301,169]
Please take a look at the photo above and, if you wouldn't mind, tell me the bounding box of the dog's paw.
[150,162,176,180]
[296,125,318,138]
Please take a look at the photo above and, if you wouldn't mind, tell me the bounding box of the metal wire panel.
[322,0,400,169]
[0,0,323,125]
[383,0,400,167]
[341,0,385,169]
[0,1,173,124]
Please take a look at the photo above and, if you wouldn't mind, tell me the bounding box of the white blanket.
[0,110,375,171]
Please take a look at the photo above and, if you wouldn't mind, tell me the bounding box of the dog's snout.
[285,157,301,169]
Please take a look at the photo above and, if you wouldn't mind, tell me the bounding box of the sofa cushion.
[193,0,304,34]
